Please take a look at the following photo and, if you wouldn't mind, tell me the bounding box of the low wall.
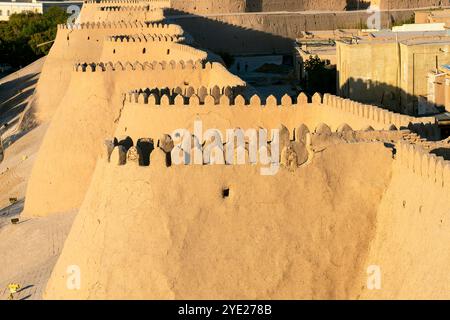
[115,92,437,141]
[358,141,450,299]
[167,9,424,55]
[169,0,445,14]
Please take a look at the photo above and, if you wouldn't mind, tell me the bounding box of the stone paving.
[0,208,76,300]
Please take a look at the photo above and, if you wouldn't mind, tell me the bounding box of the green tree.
[303,55,336,95]
[0,7,67,67]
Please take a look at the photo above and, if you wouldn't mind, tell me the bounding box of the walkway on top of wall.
[165,6,450,19]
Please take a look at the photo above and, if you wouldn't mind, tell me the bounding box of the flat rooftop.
[337,30,450,46]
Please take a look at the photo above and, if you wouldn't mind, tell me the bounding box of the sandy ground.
[0,211,76,300]
[0,58,77,300]
[0,57,47,209]
[0,57,48,209]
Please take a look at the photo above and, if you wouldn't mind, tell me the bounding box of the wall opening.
[222,188,230,198]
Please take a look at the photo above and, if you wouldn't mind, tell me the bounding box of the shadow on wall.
[339,76,445,117]
[246,0,263,12]
[345,0,371,10]
[0,72,39,143]
[165,9,427,55]
[431,147,450,160]
[164,9,295,55]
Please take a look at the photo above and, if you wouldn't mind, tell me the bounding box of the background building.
[336,31,450,116]
[0,0,82,21]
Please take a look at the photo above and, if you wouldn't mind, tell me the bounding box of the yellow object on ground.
[8,283,20,293]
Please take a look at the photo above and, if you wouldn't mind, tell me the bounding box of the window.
[222,188,230,198]
[0,10,3,16]
[7,10,10,16]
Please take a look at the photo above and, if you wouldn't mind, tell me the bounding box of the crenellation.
[444,162,450,188]
[72,60,231,73]
[312,92,322,105]
[395,141,450,188]
[110,145,127,165]
[20,0,450,300]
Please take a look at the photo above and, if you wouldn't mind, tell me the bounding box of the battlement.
[396,141,450,189]
[128,85,245,103]
[84,0,169,4]
[115,91,440,141]
[123,91,433,128]
[322,94,436,130]
[85,0,142,4]
[104,128,283,167]
[73,60,227,72]
[99,39,207,61]
[57,21,182,33]
[104,124,417,169]
[99,5,162,11]
[106,33,184,43]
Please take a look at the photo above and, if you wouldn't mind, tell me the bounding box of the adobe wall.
[99,39,208,62]
[168,0,445,14]
[336,41,401,111]
[169,0,247,14]
[74,60,245,90]
[114,92,436,142]
[31,21,185,123]
[79,5,165,23]
[22,62,246,217]
[358,142,450,299]
[42,119,450,300]
[44,142,394,299]
[168,10,422,55]
[79,0,170,22]
[337,40,450,115]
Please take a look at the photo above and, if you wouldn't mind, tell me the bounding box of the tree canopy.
[303,55,336,95]
[0,7,67,67]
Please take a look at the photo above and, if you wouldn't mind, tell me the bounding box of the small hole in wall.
[87,36,90,40]
[222,188,230,198]
[143,48,146,54]
[402,200,406,208]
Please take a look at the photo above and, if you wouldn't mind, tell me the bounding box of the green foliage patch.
[0,7,67,67]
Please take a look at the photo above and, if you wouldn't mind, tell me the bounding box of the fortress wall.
[377,0,446,10]
[168,0,445,14]
[248,0,346,12]
[79,7,165,23]
[78,1,168,23]
[170,0,247,14]
[99,40,208,62]
[22,64,245,217]
[31,22,183,123]
[168,10,421,55]
[114,92,435,141]
[74,60,245,89]
[356,142,450,299]
[44,142,393,299]
[23,72,120,217]
[58,21,185,34]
